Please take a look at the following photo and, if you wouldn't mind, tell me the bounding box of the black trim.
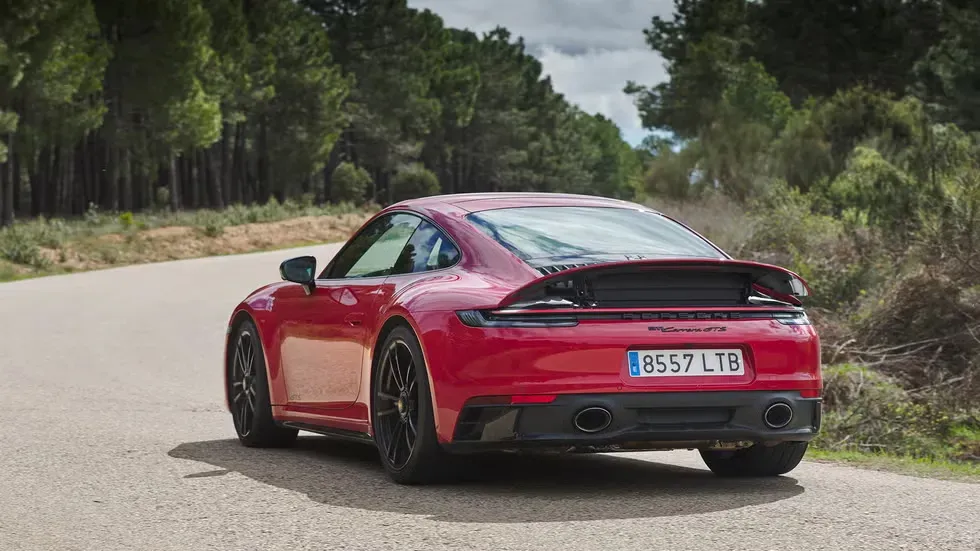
[456,308,809,327]
[456,310,579,327]
[280,421,375,444]
[445,391,821,453]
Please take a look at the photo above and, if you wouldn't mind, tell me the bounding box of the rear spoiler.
[499,258,810,308]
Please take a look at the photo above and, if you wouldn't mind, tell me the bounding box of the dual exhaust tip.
[572,402,793,433]
[764,402,793,429]
[573,406,612,433]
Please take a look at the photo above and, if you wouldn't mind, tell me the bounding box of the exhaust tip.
[574,406,612,433]
[764,402,793,429]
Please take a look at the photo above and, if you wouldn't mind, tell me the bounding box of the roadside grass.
[5,193,980,483]
[0,198,376,281]
[807,448,980,482]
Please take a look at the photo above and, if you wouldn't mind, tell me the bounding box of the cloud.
[409,0,674,145]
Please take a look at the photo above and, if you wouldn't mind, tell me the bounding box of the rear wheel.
[372,326,455,485]
[700,442,808,477]
[228,320,297,448]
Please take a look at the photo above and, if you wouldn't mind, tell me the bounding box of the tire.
[371,326,455,485]
[700,442,808,477]
[228,320,298,448]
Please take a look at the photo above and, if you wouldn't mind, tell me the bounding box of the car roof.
[391,192,659,214]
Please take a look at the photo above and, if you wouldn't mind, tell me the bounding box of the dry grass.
[0,204,374,280]
[645,193,753,252]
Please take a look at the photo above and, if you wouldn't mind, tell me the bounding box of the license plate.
[628,349,744,377]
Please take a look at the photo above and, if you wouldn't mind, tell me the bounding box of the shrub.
[119,212,134,229]
[816,364,978,460]
[331,162,372,204]
[200,215,225,237]
[391,163,440,203]
[0,226,50,269]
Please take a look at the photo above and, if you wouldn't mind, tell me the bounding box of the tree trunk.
[86,133,98,209]
[120,146,132,211]
[49,146,62,216]
[12,149,21,218]
[0,133,11,226]
[203,148,223,209]
[231,122,244,204]
[63,146,75,215]
[168,155,180,211]
[258,120,269,202]
[189,151,200,208]
[220,123,232,205]
[106,141,118,211]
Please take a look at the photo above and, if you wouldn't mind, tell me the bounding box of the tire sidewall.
[231,320,279,445]
[372,326,441,478]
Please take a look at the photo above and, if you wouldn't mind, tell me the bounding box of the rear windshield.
[466,206,725,264]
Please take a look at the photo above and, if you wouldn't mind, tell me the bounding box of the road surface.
[1,244,977,551]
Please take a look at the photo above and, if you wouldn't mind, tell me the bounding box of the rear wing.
[499,258,810,310]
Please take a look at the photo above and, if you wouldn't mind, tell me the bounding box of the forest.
[629,0,980,465]
[0,0,642,225]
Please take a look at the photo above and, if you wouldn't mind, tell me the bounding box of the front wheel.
[228,320,298,448]
[700,442,808,477]
[371,326,455,485]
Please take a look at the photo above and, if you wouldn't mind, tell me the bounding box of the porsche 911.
[224,192,821,484]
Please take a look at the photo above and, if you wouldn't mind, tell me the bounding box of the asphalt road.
[1,244,978,551]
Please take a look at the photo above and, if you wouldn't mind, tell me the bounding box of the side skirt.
[280,421,376,446]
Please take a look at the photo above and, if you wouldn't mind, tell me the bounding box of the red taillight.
[510,394,557,405]
[800,389,821,398]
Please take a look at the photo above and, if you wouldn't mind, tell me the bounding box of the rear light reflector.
[466,394,558,406]
[799,389,821,398]
[510,394,557,405]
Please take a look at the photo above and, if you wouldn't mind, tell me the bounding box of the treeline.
[627,0,980,200]
[626,1,980,454]
[0,0,643,226]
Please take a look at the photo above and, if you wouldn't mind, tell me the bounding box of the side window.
[391,221,461,275]
[326,214,422,278]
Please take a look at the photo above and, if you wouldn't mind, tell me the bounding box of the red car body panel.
[224,193,822,446]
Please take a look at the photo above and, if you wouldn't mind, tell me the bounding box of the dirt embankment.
[35,213,371,275]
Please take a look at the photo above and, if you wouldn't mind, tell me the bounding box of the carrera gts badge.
[648,326,727,333]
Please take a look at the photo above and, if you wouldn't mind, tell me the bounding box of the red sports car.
[224,192,821,484]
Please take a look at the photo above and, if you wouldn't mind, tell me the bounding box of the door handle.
[344,313,364,326]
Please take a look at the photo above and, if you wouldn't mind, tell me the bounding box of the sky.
[408,0,674,147]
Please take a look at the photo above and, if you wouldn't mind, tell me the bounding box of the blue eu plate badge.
[628,351,640,376]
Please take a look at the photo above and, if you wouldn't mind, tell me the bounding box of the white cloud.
[535,46,666,145]
[409,0,674,145]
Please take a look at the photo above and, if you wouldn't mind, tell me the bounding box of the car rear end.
[425,204,822,461]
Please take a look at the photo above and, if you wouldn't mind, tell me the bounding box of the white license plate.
[628,349,744,377]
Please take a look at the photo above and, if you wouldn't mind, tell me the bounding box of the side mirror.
[280,256,317,294]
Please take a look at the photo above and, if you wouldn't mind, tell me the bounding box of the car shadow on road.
[168,436,804,523]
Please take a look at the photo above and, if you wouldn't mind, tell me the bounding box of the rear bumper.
[444,390,821,453]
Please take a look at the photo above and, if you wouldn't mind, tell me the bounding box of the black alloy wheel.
[228,321,297,447]
[372,326,455,484]
[374,339,419,470]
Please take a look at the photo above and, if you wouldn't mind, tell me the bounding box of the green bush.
[0,226,51,269]
[816,364,978,460]
[331,162,372,204]
[200,214,225,237]
[391,163,441,202]
[119,212,134,229]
